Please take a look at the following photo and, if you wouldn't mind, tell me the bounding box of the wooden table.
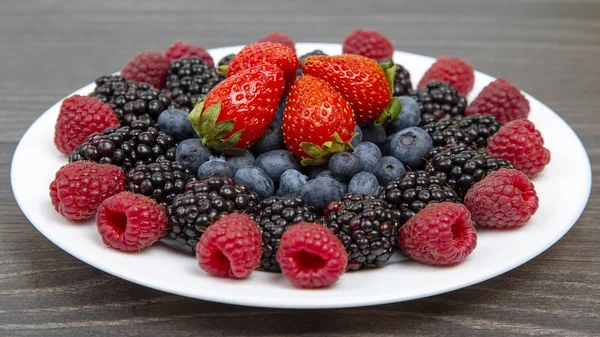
[2,1,599,336]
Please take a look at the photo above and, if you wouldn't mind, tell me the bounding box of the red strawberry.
[302,54,401,125]
[224,42,298,93]
[188,63,285,152]
[257,32,296,53]
[282,75,356,165]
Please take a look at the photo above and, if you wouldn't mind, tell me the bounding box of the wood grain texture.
[1,0,599,336]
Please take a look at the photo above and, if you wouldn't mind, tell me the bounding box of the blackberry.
[412,80,467,120]
[425,145,514,199]
[422,114,502,148]
[89,75,127,103]
[218,54,235,67]
[251,195,318,272]
[125,160,196,208]
[381,59,413,96]
[162,177,260,254]
[379,171,458,224]
[164,57,224,112]
[324,193,401,270]
[109,81,172,126]
[298,49,327,75]
[69,120,178,170]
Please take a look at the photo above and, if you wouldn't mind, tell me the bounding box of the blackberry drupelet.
[89,75,127,103]
[125,160,196,208]
[379,170,458,224]
[324,193,402,270]
[162,177,260,254]
[412,80,467,120]
[69,120,178,170]
[109,81,172,126]
[298,49,327,75]
[218,54,236,67]
[164,57,225,112]
[422,114,502,148]
[381,59,413,96]
[251,195,318,272]
[425,145,514,199]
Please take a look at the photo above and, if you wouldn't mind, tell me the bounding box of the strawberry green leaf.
[188,100,205,137]
[374,97,402,126]
[380,62,397,96]
[217,65,229,76]
[212,120,236,139]
[299,132,352,166]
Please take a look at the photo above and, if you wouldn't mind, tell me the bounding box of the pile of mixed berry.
[49,30,550,288]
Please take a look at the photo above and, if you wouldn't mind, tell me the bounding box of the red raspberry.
[164,41,214,68]
[418,56,475,96]
[54,95,119,155]
[342,29,394,62]
[49,162,125,221]
[276,222,347,288]
[196,214,262,279]
[121,51,169,89]
[466,78,530,123]
[257,32,296,53]
[400,202,477,266]
[464,169,539,229]
[487,119,550,177]
[96,191,167,251]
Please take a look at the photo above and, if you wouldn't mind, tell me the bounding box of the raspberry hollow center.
[293,251,326,270]
[211,249,231,273]
[105,209,128,235]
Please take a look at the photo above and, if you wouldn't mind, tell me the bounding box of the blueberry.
[353,142,382,159]
[316,170,338,180]
[304,165,328,179]
[386,96,421,134]
[234,166,274,199]
[353,142,382,174]
[388,127,433,168]
[350,124,363,147]
[300,177,345,211]
[329,152,362,182]
[348,172,380,195]
[251,119,284,155]
[157,108,195,141]
[197,160,234,179]
[175,138,211,172]
[255,150,300,183]
[361,124,386,145]
[277,169,308,196]
[226,151,255,174]
[375,156,406,185]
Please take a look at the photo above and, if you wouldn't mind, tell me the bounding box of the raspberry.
[466,78,530,123]
[54,95,119,155]
[121,51,169,90]
[418,56,475,96]
[164,41,214,68]
[486,119,551,178]
[196,214,262,279]
[276,222,348,288]
[257,32,296,53]
[96,191,167,251]
[464,169,539,229]
[342,29,393,62]
[49,162,125,221]
[400,202,477,266]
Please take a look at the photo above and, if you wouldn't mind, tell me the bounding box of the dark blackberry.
[425,145,514,199]
[298,49,327,75]
[381,59,413,96]
[164,57,224,112]
[251,195,318,272]
[324,194,401,270]
[69,120,178,170]
[411,80,467,120]
[109,81,172,126]
[125,160,196,208]
[162,177,261,254]
[89,75,127,103]
[218,54,236,67]
[379,170,458,224]
[422,114,502,148]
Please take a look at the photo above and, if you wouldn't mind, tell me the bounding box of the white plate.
[11,43,591,309]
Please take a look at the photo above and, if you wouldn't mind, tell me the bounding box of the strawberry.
[282,75,356,165]
[222,42,298,94]
[301,54,401,125]
[188,63,285,152]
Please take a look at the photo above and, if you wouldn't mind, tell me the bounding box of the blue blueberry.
[300,177,345,211]
[226,151,255,174]
[197,160,234,179]
[348,172,380,195]
[276,169,308,196]
[157,108,196,141]
[353,142,382,174]
[353,142,382,159]
[386,96,421,134]
[388,127,433,168]
[251,119,284,155]
[375,156,406,185]
[234,166,274,199]
[361,124,387,145]
[255,150,301,183]
[175,138,211,172]
[304,165,328,179]
[316,170,337,180]
[350,124,363,147]
[329,152,363,182]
